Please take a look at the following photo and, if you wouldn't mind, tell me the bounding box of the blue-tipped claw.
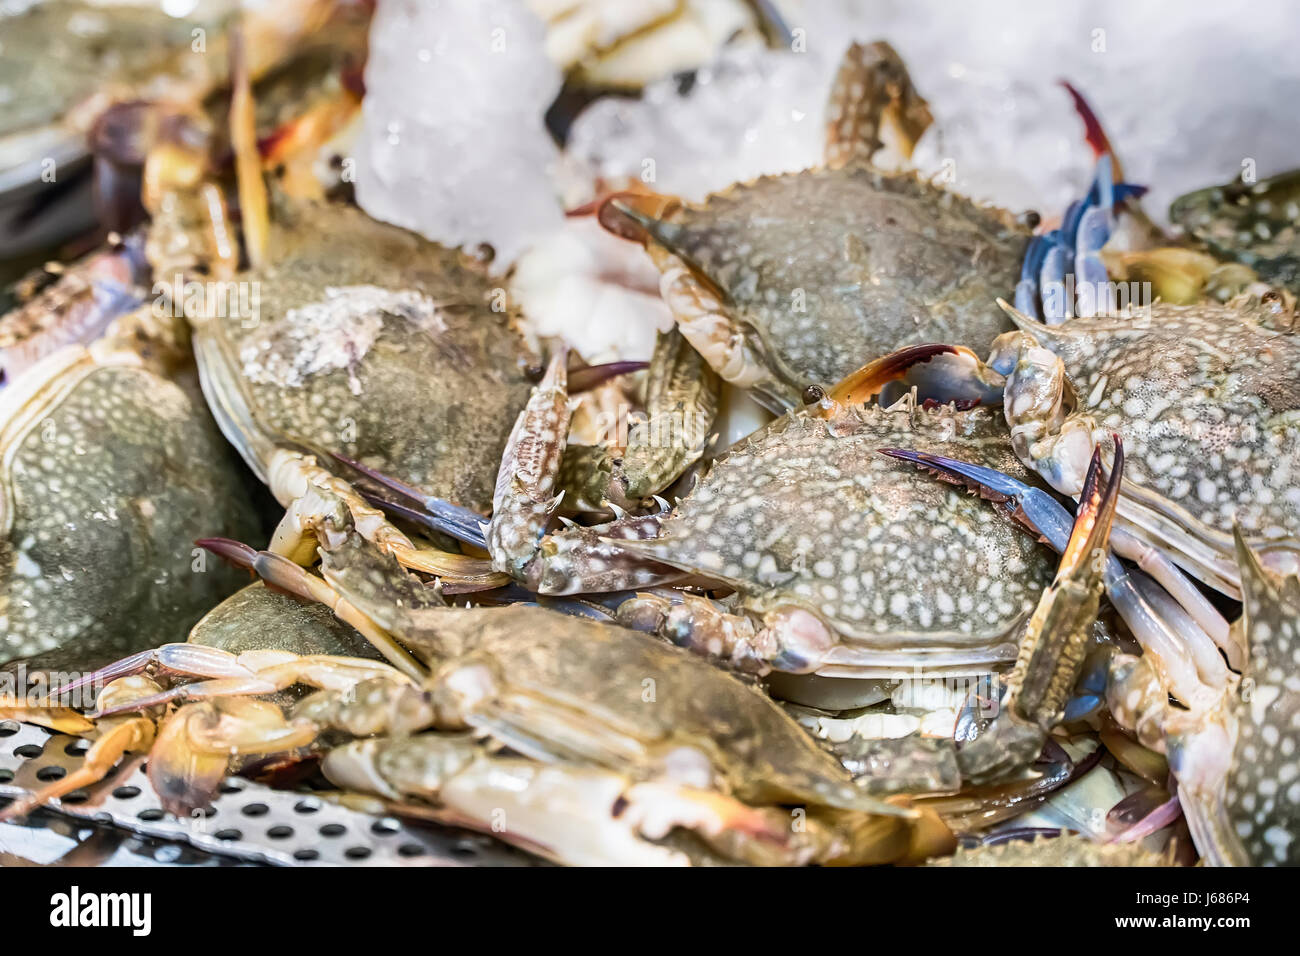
[1017,145,1148,322]
[877,447,1075,548]
[329,453,489,549]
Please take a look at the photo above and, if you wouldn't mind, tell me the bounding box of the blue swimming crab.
[449,344,1054,679]
[1107,531,1300,865]
[149,58,704,625]
[994,296,1300,602]
[598,40,1030,410]
[904,449,1300,865]
[49,526,955,867]
[1170,167,1300,296]
[0,274,260,668]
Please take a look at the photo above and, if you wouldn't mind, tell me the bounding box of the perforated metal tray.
[0,720,540,867]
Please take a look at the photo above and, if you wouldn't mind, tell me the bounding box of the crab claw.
[595,190,684,245]
[1059,444,1123,582]
[329,452,490,549]
[1015,149,1148,323]
[877,446,1070,544]
[566,360,649,393]
[1060,81,1116,166]
[1009,442,1122,726]
[928,445,1122,785]
[487,351,572,582]
[54,643,255,710]
[148,698,319,818]
[811,343,1006,420]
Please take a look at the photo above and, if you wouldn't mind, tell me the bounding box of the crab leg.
[558,328,720,513]
[0,676,163,823]
[1109,526,1236,666]
[942,444,1121,784]
[83,646,412,718]
[339,452,490,547]
[201,537,426,680]
[229,22,270,270]
[484,352,685,594]
[824,40,934,169]
[0,698,94,736]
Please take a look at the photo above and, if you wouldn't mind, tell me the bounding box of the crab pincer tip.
[196,537,258,571]
[329,450,428,504]
[880,448,1033,502]
[877,447,924,463]
[567,360,649,393]
[1058,79,1112,160]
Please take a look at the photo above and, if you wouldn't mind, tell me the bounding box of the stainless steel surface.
[0,720,540,867]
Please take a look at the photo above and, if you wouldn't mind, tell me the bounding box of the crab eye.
[802,384,825,405]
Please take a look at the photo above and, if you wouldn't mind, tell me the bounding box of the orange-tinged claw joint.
[814,343,961,418]
[594,188,683,243]
[1059,436,1124,580]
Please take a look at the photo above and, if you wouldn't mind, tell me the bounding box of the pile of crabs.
[2,1,1299,867]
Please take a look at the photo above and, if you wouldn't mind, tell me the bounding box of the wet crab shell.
[1170,169,1300,294]
[642,166,1029,405]
[622,399,1056,677]
[0,345,260,667]
[1013,300,1300,593]
[929,832,1174,866]
[1219,539,1300,864]
[203,200,537,515]
[1171,534,1300,866]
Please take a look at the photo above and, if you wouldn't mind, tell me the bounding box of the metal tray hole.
[451,840,481,859]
